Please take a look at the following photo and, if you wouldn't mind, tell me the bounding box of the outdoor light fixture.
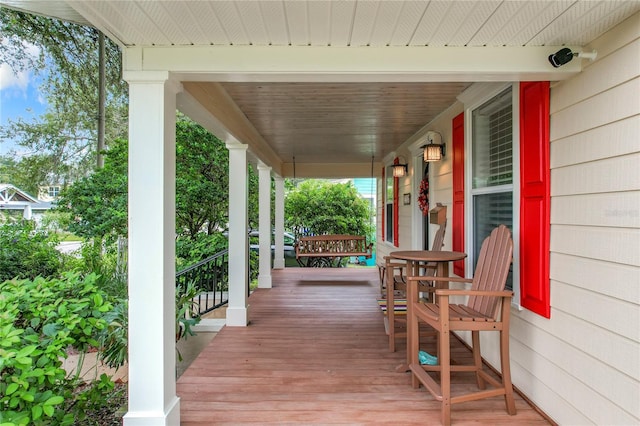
[392,158,408,177]
[548,48,598,68]
[422,131,445,162]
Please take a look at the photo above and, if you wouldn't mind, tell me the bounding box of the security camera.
[548,48,598,68]
[548,48,575,68]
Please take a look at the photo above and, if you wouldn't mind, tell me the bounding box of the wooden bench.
[295,234,373,267]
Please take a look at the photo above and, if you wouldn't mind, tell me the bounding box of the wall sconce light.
[548,48,597,68]
[392,159,408,177]
[422,131,445,162]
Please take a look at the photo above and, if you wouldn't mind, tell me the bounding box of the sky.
[0,41,47,156]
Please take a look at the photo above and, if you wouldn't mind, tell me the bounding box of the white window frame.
[461,82,521,308]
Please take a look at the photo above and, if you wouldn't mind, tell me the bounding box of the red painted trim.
[380,166,385,242]
[519,81,551,318]
[393,158,400,247]
[452,112,465,276]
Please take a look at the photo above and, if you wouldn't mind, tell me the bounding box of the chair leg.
[386,268,396,352]
[409,303,421,389]
[500,329,517,415]
[440,328,452,426]
[471,331,486,390]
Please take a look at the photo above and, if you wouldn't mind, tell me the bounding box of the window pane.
[472,87,513,189]
[473,192,513,289]
[386,203,393,241]
[386,173,394,242]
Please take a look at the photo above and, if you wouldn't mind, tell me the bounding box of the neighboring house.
[38,184,62,202]
[2,2,638,425]
[0,183,53,222]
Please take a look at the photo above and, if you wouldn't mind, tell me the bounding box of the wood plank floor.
[177,268,551,425]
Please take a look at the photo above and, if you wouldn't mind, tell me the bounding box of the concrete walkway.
[63,306,227,382]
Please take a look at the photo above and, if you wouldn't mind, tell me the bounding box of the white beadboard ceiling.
[3,1,639,175]
[10,0,636,48]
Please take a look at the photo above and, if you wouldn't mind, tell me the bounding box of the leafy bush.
[285,179,374,239]
[0,221,64,282]
[175,232,228,269]
[98,301,128,370]
[0,273,116,425]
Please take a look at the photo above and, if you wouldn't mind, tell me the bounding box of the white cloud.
[0,63,30,91]
[0,40,40,91]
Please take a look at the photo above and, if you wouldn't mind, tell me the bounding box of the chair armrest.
[434,289,514,298]
[406,276,472,284]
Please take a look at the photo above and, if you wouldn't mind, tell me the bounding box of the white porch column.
[123,71,179,425]
[273,176,285,269]
[257,163,272,288]
[226,142,249,326]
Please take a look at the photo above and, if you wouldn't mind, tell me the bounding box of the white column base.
[226,306,250,326]
[123,397,180,426]
[258,274,272,289]
[273,258,285,269]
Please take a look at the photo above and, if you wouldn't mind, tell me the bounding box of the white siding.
[521,11,640,425]
[376,12,640,425]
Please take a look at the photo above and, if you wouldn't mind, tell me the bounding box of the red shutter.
[380,166,385,242]
[519,82,551,318]
[452,112,465,276]
[393,158,400,247]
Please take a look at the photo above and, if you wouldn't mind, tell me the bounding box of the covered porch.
[177,268,551,425]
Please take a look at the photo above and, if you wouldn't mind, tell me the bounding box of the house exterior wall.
[523,12,639,425]
[376,12,640,425]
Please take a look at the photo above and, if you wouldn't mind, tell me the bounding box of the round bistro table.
[389,250,467,370]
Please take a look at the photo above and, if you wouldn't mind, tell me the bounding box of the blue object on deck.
[419,350,438,365]
[364,253,376,266]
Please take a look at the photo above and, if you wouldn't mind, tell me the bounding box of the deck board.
[178,268,551,425]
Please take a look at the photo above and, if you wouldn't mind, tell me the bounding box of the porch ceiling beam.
[282,162,383,179]
[124,45,584,83]
[180,81,283,175]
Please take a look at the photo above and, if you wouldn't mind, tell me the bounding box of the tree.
[176,114,229,238]
[285,179,373,239]
[0,9,128,186]
[56,138,128,243]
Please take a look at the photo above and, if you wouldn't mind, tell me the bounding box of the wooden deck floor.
[177,268,551,425]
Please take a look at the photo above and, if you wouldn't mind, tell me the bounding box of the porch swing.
[294,156,374,267]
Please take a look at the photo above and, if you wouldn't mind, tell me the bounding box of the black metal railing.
[175,250,230,316]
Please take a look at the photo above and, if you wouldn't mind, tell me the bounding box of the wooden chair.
[406,224,516,425]
[384,222,446,352]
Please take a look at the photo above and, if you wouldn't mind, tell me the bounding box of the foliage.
[176,114,229,238]
[0,156,58,199]
[98,301,128,369]
[0,9,128,186]
[0,273,115,425]
[0,221,64,282]
[175,282,201,362]
[285,179,373,240]
[175,232,228,269]
[56,138,128,243]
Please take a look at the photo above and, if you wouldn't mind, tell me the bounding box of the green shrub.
[0,273,116,425]
[175,232,227,269]
[0,221,64,282]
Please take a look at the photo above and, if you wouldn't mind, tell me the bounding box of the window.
[456,82,551,318]
[48,186,60,198]
[384,160,400,247]
[385,167,395,243]
[470,87,515,289]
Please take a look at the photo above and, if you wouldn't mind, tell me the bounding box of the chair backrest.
[467,225,513,319]
[418,221,447,277]
[430,221,446,252]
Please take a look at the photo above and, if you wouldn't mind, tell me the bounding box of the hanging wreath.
[418,178,429,216]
